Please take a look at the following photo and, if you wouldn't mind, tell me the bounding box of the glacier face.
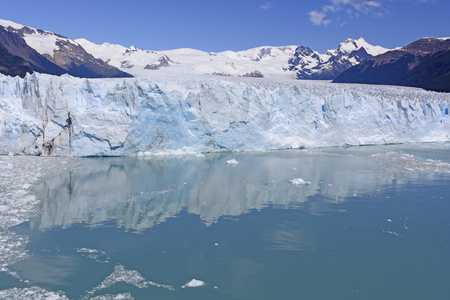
[0,73,449,156]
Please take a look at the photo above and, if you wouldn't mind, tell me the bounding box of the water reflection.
[31,146,447,232]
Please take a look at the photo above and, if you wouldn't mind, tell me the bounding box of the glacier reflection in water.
[32,147,405,231]
[6,144,450,300]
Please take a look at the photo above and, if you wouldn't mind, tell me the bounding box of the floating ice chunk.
[226,159,239,165]
[194,153,205,158]
[182,279,205,288]
[289,178,311,185]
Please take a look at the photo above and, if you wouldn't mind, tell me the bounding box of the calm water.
[4,145,450,299]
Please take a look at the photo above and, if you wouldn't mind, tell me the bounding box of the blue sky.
[2,0,449,53]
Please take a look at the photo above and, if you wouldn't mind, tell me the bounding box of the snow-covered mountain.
[0,19,131,78]
[287,38,389,80]
[0,72,448,156]
[334,37,450,92]
[0,19,390,80]
[76,37,389,79]
[76,38,298,78]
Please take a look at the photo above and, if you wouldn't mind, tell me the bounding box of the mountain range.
[333,37,450,92]
[0,19,388,81]
[0,19,448,92]
[76,36,389,80]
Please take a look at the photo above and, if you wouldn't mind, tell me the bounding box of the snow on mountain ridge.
[0,19,27,30]
[76,38,298,78]
[288,37,390,80]
[0,19,390,81]
[0,19,76,57]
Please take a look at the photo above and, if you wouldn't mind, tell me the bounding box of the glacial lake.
[1,144,450,299]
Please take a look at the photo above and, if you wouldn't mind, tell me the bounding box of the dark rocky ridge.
[0,43,34,77]
[333,38,450,92]
[0,27,67,76]
[0,24,132,78]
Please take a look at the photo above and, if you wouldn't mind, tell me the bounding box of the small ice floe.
[226,159,239,165]
[289,178,311,186]
[382,230,401,237]
[194,153,205,158]
[182,279,205,288]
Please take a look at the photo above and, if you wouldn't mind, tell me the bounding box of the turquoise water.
[4,144,450,299]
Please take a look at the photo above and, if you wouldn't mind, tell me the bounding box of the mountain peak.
[0,19,25,30]
[335,37,388,57]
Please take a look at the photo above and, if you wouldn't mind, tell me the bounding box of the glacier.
[0,72,449,156]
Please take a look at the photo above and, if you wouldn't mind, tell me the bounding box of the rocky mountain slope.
[333,37,450,92]
[287,38,389,80]
[0,19,131,78]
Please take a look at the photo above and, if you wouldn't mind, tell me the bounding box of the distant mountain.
[333,37,450,92]
[77,37,389,80]
[287,38,389,80]
[76,38,299,78]
[0,19,131,78]
[0,19,391,81]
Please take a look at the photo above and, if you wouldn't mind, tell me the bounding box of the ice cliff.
[0,73,449,156]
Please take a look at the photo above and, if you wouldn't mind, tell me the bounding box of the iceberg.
[0,73,449,156]
[290,178,311,185]
[226,159,239,165]
[182,279,205,288]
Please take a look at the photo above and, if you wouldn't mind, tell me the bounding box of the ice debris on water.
[0,156,85,230]
[181,279,205,288]
[289,178,311,185]
[76,248,110,263]
[382,230,402,237]
[226,159,239,165]
[90,293,133,300]
[0,286,69,300]
[0,231,30,271]
[372,152,450,173]
[85,264,174,297]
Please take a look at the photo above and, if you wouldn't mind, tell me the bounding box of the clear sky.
[1,0,449,53]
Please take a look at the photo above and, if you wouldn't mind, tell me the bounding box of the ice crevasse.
[0,72,449,156]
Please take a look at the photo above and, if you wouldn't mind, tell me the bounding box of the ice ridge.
[0,73,449,156]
